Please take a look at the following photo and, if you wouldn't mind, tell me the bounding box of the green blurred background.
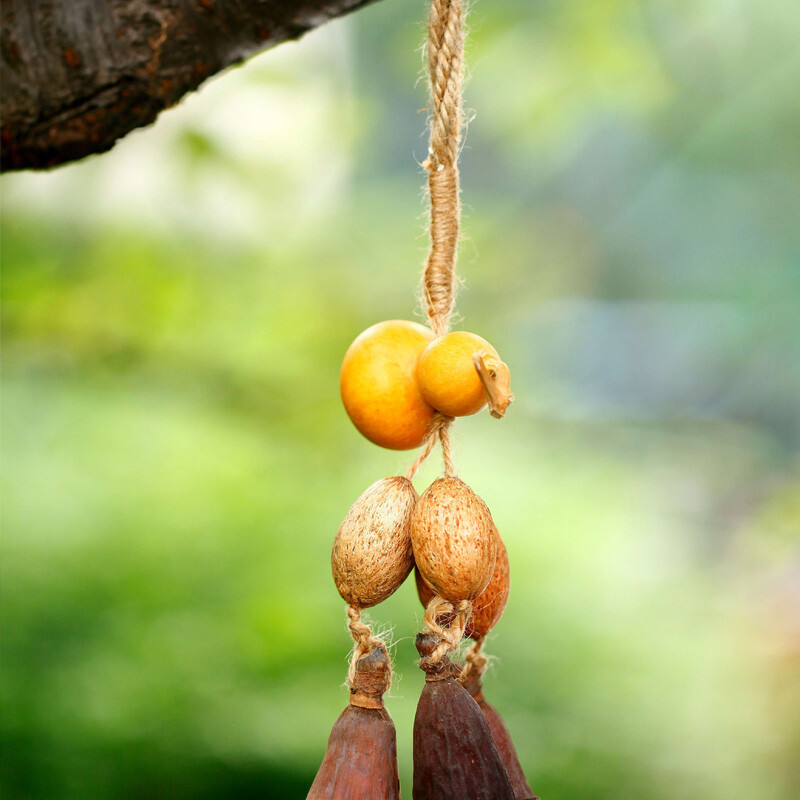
[2,0,800,798]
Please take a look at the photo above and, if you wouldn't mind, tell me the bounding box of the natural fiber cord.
[346,605,391,692]
[420,597,472,668]
[422,0,464,338]
[409,0,470,666]
[406,0,466,483]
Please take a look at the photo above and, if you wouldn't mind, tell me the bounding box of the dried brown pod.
[410,477,497,601]
[332,476,417,608]
[416,534,510,639]
[412,634,514,800]
[307,647,401,800]
[460,667,538,800]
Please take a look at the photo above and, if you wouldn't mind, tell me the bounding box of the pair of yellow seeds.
[340,320,510,450]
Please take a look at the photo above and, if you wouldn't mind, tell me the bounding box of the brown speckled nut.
[332,477,418,608]
[410,477,497,601]
[416,533,510,639]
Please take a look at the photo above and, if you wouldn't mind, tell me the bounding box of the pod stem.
[474,352,514,418]
[346,605,391,694]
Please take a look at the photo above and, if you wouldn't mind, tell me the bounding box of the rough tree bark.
[1,0,380,172]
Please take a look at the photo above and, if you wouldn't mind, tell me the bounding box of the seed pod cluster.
[416,534,510,639]
[332,477,417,608]
[308,648,400,800]
[330,342,522,798]
[410,477,498,602]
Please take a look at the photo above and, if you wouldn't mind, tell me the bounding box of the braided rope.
[422,0,465,337]
[405,0,465,481]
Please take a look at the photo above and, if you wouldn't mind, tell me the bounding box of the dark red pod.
[412,634,515,800]
[460,666,539,800]
[307,647,400,800]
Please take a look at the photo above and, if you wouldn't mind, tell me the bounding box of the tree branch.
[1,0,379,172]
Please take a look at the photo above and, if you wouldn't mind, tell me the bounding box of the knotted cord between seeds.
[419,595,472,668]
[346,605,391,692]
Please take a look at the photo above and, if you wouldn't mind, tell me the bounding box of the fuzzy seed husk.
[332,476,417,608]
[415,534,510,639]
[410,477,497,602]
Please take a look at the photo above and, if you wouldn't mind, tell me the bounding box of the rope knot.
[419,595,472,669]
[346,605,391,693]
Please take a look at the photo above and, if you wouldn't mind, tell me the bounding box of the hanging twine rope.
[346,605,391,693]
[422,0,464,338]
[342,1,468,688]
[405,413,454,480]
[410,0,469,668]
[421,0,463,476]
[406,0,465,483]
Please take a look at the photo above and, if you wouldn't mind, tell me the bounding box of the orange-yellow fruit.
[341,320,435,450]
[416,331,501,417]
[415,535,510,640]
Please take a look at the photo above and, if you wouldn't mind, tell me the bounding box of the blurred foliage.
[2,0,800,798]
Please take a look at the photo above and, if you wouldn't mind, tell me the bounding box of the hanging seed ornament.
[309,0,533,797]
